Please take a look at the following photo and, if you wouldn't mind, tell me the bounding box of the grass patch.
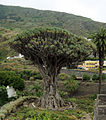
[6,95,96,120]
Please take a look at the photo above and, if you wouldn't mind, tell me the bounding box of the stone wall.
[61,69,99,77]
[93,94,106,120]
[74,82,106,96]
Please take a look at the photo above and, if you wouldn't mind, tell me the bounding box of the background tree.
[90,27,106,94]
[10,27,93,109]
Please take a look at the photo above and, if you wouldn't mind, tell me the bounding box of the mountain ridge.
[0,4,106,37]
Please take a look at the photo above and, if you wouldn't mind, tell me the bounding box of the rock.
[81,114,92,120]
[23,102,28,107]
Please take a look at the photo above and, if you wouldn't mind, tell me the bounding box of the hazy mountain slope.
[0,27,18,61]
[0,4,106,37]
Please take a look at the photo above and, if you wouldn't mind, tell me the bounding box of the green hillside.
[0,4,106,61]
[0,27,18,61]
[0,4,106,37]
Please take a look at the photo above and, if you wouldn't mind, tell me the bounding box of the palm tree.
[90,27,106,94]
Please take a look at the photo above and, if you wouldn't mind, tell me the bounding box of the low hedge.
[20,70,42,80]
[0,71,25,90]
[65,79,80,95]
[0,86,8,106]
[58,73,70,81]
[82,74,90,81]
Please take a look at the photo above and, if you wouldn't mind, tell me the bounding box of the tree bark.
[38,74,64,109]
[98,50,104,94]
[98,65,102,94]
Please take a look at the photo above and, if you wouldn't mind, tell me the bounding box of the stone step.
[93,94,106,120]
[98,105,106,115]
[98,101,106,105]
[98,94,106,101]
[97,115,106,120]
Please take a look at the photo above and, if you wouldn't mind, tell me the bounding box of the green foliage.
[69,97,77,103]
[65,79,80,94]
[90,27,106,52]
[64,109,85,119]
[58,73,70,81]
[0,96,37,119]
[71,74,77,80]
[33,82,43,97]
[58,73,80,96]
[90,27,106,93]
[10,27,94,78]
[0,48,8,61]
[90,94,97,100]
[11,77,25,90]
[0,5,105,64]
[92,73,106,81]
[92,74,99,81]
[20,70,42,80]
[0,86,8,106]
[7,107,71,120]
[69,95,96,114]
[82,74,90,81]
[58,89,68,98]
[23,82,43,97]
[0,86,16,107]
[20,70,33,80]
[0,71,25,90]
[1,95,95,120]
[34,72,42,80]
[75,96,95,113]
[102,73,106,81]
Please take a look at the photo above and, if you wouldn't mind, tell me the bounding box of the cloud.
[55,0,106,22]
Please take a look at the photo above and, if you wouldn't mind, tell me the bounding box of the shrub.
[69,97,77,103]
[58,89,68,98]
[34,72,42,80]
[82,74,90,81]
[23,82,43,97]
[90,94,97,100]
[58,73,70,81]
[33,82,43,97]
[0,71,25,90]
[0,48,8,61]
[0,86,8,106]
[20,70,33,80]
[6,107,70,120]
[65,79,80,96]
[76,97,95,113]
[92,74,99,81]
[102,73,106,81]
[71,74,77,80]
[20,70,42,80]
[92,74,106,81]
[10,77,25,90]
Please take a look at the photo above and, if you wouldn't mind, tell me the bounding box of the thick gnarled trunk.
[38,74,64,109]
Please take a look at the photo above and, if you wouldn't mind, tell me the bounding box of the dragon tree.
[10,27,93,109]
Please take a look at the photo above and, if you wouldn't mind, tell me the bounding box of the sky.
[0,0,106,23]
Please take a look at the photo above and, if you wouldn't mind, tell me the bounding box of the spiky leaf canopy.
[10,27,93,68]
[90,27,106,53]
